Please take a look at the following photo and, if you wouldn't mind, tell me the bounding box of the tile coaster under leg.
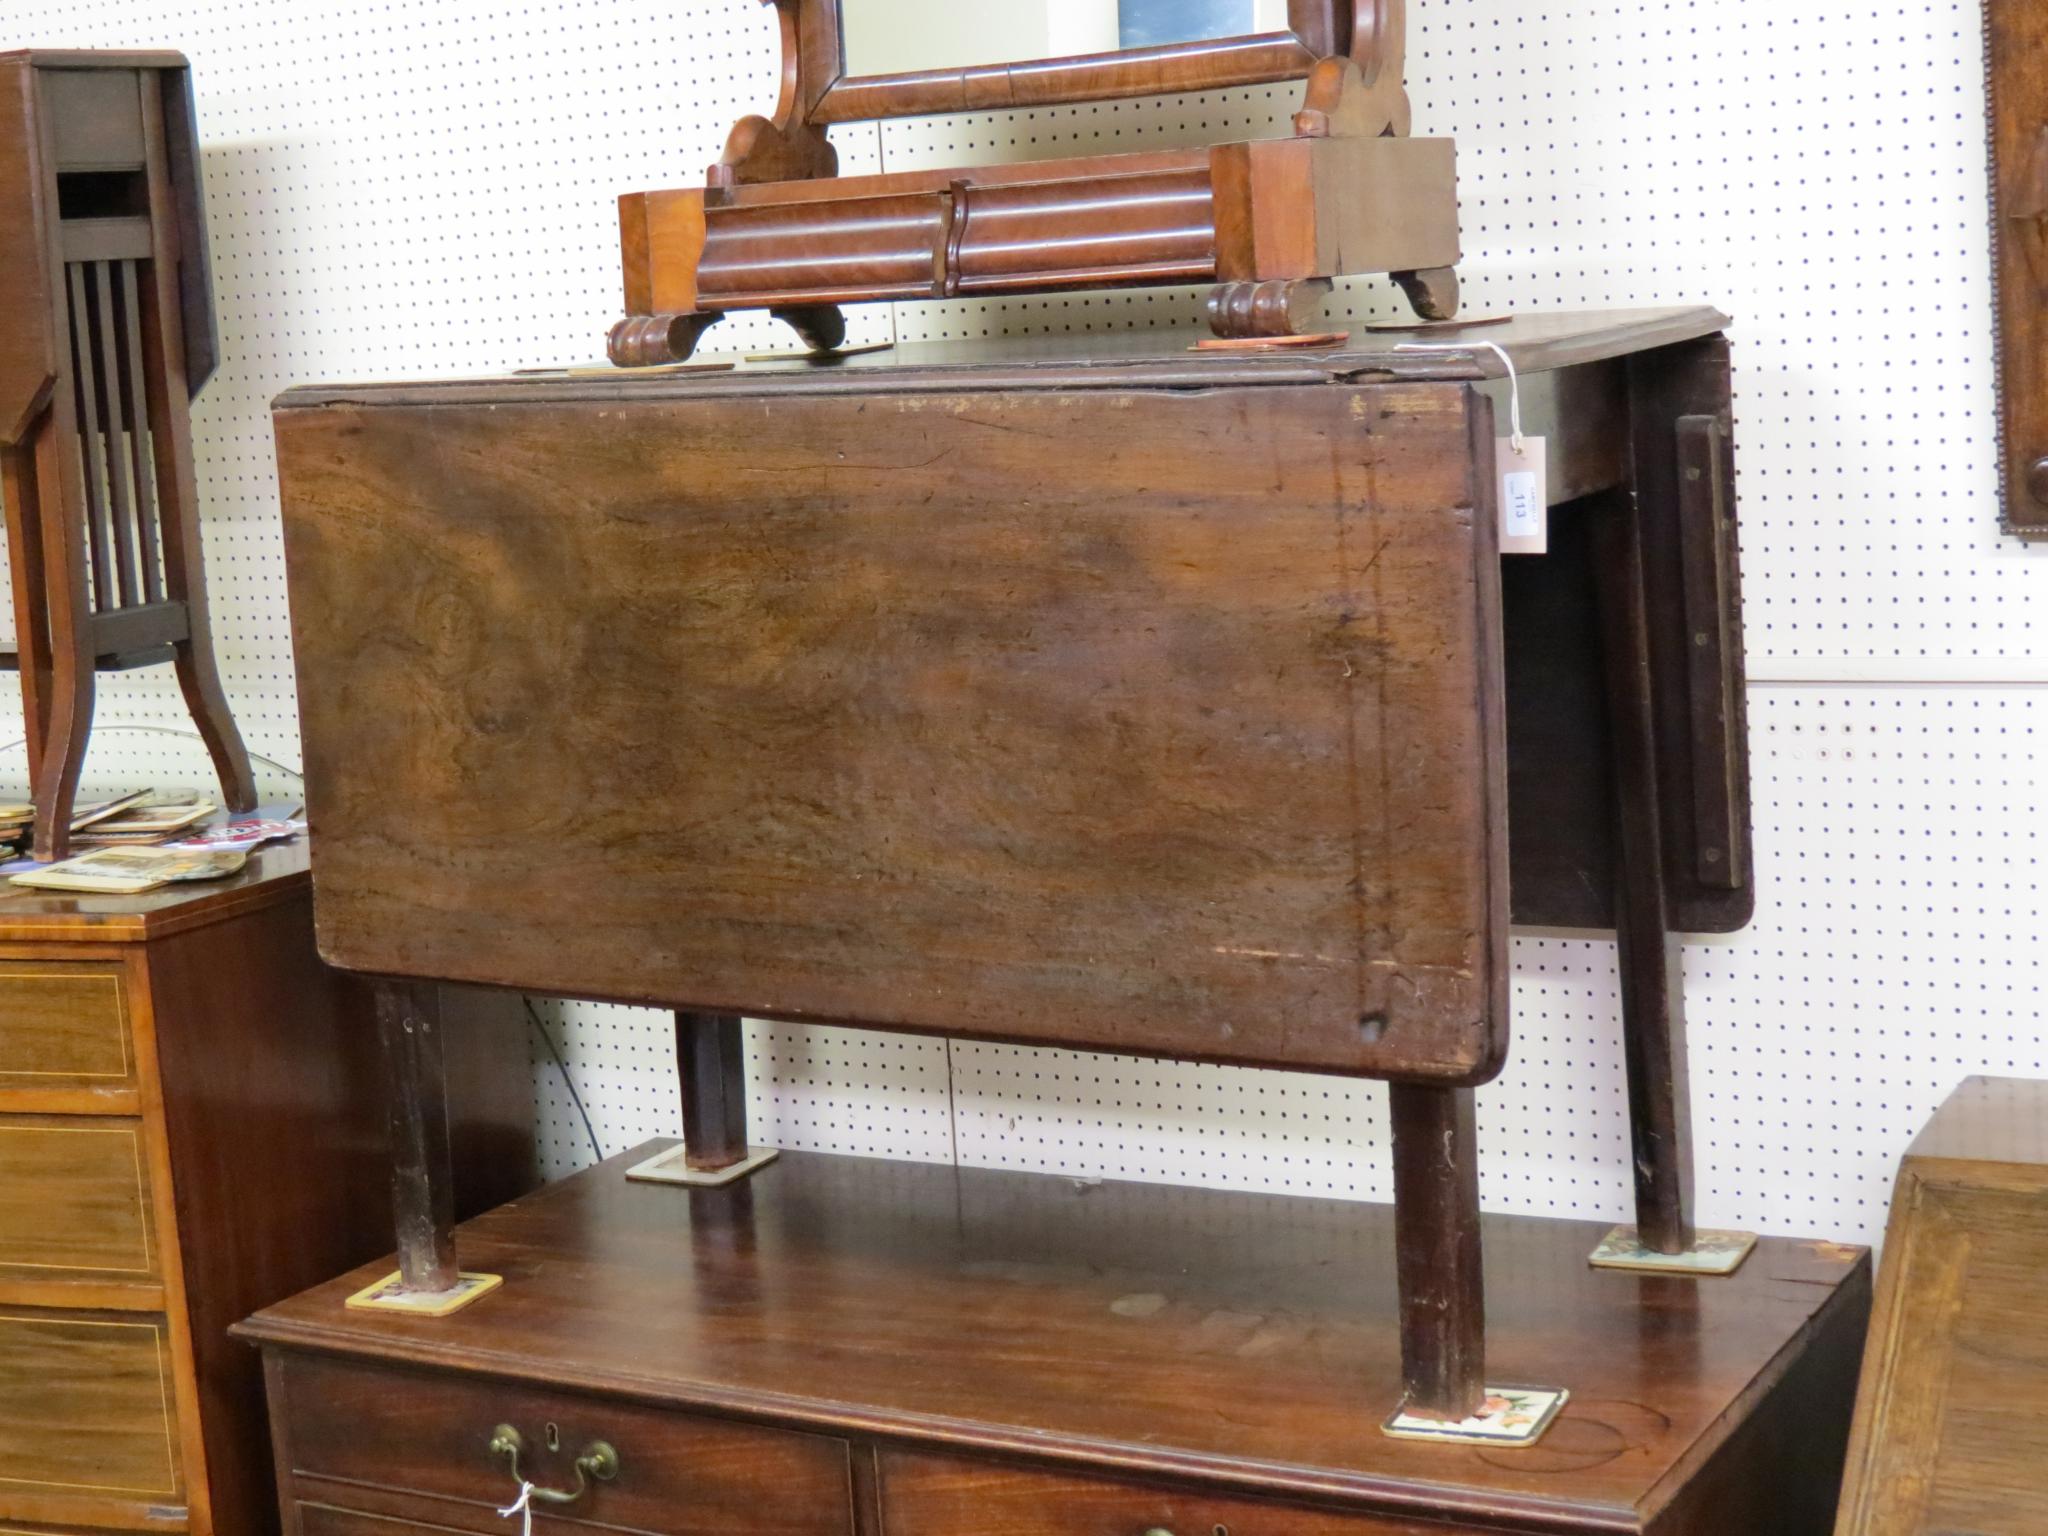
[344,1269,503,1316]
[1589,1225,1757,1275]
[627,1143,780,1187]
[1383,1385,1571,1446]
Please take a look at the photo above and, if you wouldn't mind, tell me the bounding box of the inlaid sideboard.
[0,842,535,1536]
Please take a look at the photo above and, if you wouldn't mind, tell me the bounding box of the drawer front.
[276,1353,853,1536]
[0,1311,180,1503]
[0,963,133,1088]
[300,1505,484,1536]
[878,1452,1469,1536]
[0,1117,155,1279]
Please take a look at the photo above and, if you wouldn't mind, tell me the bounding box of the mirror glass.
[840,0,1292,78]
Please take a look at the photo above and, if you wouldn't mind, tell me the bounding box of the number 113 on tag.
[1497,435,1548,555]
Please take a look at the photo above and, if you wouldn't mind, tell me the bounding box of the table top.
[0,839,309,944]
[241,1144,1865,1530]
[276,307,1730,411]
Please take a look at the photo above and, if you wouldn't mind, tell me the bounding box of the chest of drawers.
[0,842,535,1536]
[240,1147,1870,1536]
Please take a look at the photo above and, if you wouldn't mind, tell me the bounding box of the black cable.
[524,997,604,1165]
[0,723,306,782]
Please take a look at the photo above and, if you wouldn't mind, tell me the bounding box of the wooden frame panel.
[1989,0,2048,536]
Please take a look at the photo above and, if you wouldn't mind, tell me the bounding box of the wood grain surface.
[241,1146,1870,1535]
[878,1450,1457,1536]
[0,1114,153,1277]
[279,381,1507,1082]
[0,1311,180,1501]
[276,1353,855,1536]
[0,848,536,1536]
[0,961,131,1084]
[1836,1076,2048,1534]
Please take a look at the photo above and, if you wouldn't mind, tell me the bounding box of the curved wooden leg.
[31,631,94,863]
[29,394,94,864]
[1394,266,1461,323]
[173,634,258,813]
[770,304,847,355]
[2,443,54,786]
[608,312,724,368]
[1207,278,1333,339]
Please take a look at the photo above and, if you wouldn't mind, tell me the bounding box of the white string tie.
[498,1480,535,1536]
[1395,340,1525,452]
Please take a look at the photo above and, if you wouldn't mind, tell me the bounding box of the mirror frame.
[1988,0,2048,537]
[779,0,1373,124]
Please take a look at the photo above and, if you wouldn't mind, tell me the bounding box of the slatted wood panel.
[61,257,167,618]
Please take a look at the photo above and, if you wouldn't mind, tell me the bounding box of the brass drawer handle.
[488,1423,620,1505]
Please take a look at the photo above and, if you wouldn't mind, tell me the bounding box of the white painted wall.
[2,0,2035,1249]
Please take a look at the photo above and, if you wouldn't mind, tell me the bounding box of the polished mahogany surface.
[0,838,308,941]
[278,365,1509,1082]
[242,1146,1868,1532]
[288,307,1731,407]
[272,309,1742,1090]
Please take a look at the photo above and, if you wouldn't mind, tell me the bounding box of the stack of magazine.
[6,791,299,895]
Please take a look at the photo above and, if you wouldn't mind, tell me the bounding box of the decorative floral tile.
[1382,1385,1569,1446]
[344,1269,503,1317]
[1588,1226,1758,1275]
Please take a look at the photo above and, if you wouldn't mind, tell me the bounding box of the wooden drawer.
[0,1116,155,1281]
[299,1507,478,1536]
[877,1452,1471,1536]
[0,1310,180,1505]
[0,962,133,1089]
[275,1353,854,1536]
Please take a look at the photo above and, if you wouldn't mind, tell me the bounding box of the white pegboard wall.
[2,0,2041,1248]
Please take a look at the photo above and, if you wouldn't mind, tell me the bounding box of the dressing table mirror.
[609,0,1461,364]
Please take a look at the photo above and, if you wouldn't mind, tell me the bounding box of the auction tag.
[1497,435,1548,554]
